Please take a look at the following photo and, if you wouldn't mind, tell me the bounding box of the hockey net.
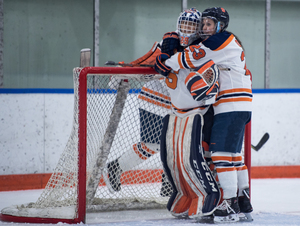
[0,66,251,224]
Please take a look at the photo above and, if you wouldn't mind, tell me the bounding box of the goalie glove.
[161,32,180,57]
[154,53,172,77]
[185,59,219,101]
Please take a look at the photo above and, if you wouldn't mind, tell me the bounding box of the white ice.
[0,178,300,226]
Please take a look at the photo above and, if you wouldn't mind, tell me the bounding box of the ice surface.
[0,178,300,226]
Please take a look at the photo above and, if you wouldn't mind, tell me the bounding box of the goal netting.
[0,66,251,224]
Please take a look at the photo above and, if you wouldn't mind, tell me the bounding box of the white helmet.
[177,8,202,47]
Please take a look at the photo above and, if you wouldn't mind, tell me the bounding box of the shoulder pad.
[202,32,232,51]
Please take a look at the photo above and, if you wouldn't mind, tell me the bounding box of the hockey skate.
[238,188,254,222]
[102,159,122,193]
[213,197,240,223]
[160,172,173,197]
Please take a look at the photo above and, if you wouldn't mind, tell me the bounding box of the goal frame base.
[0,213,82,224]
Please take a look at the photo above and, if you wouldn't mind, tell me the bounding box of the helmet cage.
[177,8,201,47]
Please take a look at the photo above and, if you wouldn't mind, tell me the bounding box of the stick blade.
[105,61,117,66]
[253,133,270,151]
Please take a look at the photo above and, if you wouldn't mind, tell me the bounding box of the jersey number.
[180,37,189,46]
[165,72,178,90]
[189,45,206,60]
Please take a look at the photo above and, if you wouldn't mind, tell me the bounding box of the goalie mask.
[201,7,229,38]
[177,8,201,47]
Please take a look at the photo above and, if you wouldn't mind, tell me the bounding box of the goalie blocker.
[160,113,220,219]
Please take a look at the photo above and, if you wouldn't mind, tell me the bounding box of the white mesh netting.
[1,67,172,221]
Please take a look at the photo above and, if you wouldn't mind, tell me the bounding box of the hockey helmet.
[177,8,202,47]
[201,7,229,35]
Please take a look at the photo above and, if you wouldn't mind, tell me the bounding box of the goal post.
[0,66,252,224]
[0,67,168,224]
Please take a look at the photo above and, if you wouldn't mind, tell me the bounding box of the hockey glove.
[185,60,219,101]
[161,32,180,57]
[203,81,219,101]
[154,53,171,77]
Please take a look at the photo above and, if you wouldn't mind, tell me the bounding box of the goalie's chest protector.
[160,113,220,217]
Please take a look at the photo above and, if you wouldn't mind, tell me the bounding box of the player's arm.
[154,32,181,77]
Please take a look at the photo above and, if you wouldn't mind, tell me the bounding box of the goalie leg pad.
[132,142,159,160]
[188,114,220,216]
[162,113,220,218]
[118,142,159,173]
[161,114,192,216]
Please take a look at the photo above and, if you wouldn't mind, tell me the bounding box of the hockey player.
[103,8,213,198]
[155,6,253,223]
[154,9,221,220]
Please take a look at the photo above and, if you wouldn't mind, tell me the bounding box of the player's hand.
[161,32,180,57]
[154,53,171,77]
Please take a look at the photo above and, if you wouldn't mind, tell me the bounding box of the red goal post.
[0,66,251,224]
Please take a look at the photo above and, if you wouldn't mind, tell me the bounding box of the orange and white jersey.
[165,31,252,115]
[137,79,171,116]
[163,69,214,118]
[138,72,214,118]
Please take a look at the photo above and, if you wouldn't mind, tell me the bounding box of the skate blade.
[214,213,239,223]
[196,215,214,224]
[239,212,254,222]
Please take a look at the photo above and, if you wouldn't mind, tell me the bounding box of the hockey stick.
[79,47,131,203]
[105,60,231,71]
[251,132,270,151]
[105,60,154,67]
[86,79,130,204]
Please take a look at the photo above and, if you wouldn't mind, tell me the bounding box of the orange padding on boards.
[0,173,52,191]
[1,166,300,191]
[251,165,300,179]
[0,170,163,192]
